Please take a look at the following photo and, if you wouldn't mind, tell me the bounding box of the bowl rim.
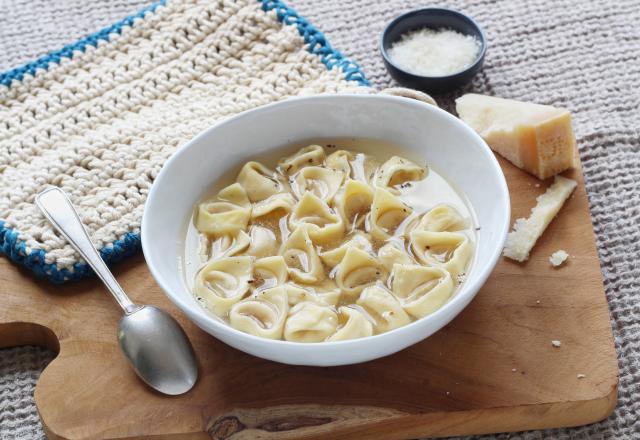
[379,7,488,80]
[141,93,510,351]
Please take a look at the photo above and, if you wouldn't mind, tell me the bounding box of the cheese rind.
[456,94,576,179]
[503,176,577,262]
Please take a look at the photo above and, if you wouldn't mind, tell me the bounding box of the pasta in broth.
[184,139,476,342]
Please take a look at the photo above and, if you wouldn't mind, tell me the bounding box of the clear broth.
[182,138,478,317]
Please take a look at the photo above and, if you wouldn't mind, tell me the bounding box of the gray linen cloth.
[1,0,638,438]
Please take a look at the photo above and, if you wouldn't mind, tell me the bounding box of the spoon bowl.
[118,306,198,395]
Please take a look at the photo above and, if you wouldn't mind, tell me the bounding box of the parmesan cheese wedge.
[456,94,576,179]
[503,176,577,262]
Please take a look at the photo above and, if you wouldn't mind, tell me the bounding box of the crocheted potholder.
[0,0,369,283]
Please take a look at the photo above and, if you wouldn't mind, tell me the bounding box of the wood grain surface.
[0,157,618,440]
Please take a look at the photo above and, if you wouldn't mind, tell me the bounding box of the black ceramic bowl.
[380,8,487,93]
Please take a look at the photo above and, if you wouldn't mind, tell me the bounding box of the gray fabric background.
[1,0,638,438]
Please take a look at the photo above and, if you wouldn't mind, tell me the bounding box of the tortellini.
[218,182,252,206]
[375,155,427,192]
[196,183,251,237]
[190,144,475,343]
[210,231,251,259]
[229,286,288,339]
[327,306,373,341]
[280,226,325,284]
[285,284,340,307]
[292,166,344,203]
[289,192,344,243]
[284,302,338,342]
[335,179,374,229]
[251,193,296,222]
[411,204,468,233]
[319,232,371,267]
[237,162,284,202]
[391,264,454,318]
[369,187,413,241]
[377,242,414,273]
[194,256,253,317]
[326,149,354,174]
[357,286,411,333]
[409,230,473,277]
[278,145,325,175]
[335,248,386,298]
[253,256,288,291]
[244,226,279,258]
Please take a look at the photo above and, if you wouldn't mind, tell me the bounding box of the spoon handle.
[36,187,139,314]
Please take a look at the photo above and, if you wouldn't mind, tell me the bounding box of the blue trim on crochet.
[260,0,368,86]
[0,1,166,88]
[0,0,368,282]
[0,221,141,284]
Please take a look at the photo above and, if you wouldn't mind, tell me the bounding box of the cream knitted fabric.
[0,0,367,282]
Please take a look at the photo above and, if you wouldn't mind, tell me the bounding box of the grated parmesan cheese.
[388,28,480,76]
[549,249,569,267]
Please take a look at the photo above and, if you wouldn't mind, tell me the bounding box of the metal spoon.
[36,187,198,395]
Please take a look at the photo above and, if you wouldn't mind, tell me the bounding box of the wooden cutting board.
[0,156,618,440]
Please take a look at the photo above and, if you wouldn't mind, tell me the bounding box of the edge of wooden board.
[20,306,617,440]
[36,380,617,440]
[8,292,615,440]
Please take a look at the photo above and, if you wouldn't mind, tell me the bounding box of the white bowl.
[142,94,510,366]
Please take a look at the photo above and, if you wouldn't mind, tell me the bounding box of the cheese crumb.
[512,368,517,372]
[503,176,577,262]
[577,374,586,379]
[551,340,562,347]
[388,28,480,77]
[549,250,569,267]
